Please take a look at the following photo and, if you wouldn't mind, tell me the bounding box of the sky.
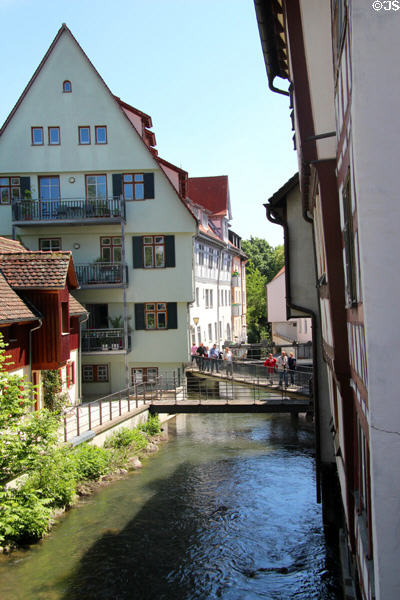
[0,0,297,247]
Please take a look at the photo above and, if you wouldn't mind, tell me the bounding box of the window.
[342,172,358,306]
[221,290,224,306]
[61,302,69,333]
[63,80,72,93]
[132,235,175,269]
[143,235,165,268]
[86,174,107,200]
[48,127,60,145]
[123,173,144,200]
[219,321,222,338]
[31,127,43,145]
[208,248,214,269]
[197,326,201,345]
[205,289,209,309]
[196,287,199,306]
[82,364,109,383]
[145,303,167,329]
[39,238,61,251]
[210,290,213,308]
[214,322,217,340]
[79,126,91,145]
[131,367,158,385]
[100,236,121,262]
[198,243,204,266]
[95,126,107,145]
[66,361,75,388]
[0,177,20,205]
[208,324,212,340]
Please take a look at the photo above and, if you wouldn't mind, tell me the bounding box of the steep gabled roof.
[0,251,78,290]
[0,238,28,253]
[0,271,37,325]
[188,176,230,218]
[69,294,87,316]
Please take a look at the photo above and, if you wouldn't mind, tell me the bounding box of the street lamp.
[193,317,199,326]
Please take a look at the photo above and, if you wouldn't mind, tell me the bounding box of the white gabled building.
[187,176,247,350]
[0,24,197,396]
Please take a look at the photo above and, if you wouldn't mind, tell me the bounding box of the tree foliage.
[242,237,284,343]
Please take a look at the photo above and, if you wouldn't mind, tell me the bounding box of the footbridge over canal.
[64,362,313,443]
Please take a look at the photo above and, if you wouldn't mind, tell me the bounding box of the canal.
[0,413,342,599]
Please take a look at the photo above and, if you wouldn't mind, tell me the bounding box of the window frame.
[143,235,165,268]
[31,127,44,146]
[100,236,121,262]
[48,126,60,145]
[131,367,158,385]
[0,177,20,205]
[85,174,107,201]
[144,302,167,330]
[63,80,72,93]
[39,238,61,252]
[123,173,145,201]
[78,126,91,145]
[82,364,109,383]
[95,125,107,145]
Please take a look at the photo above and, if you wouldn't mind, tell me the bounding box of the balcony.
[75,263,128,288]
[82,329,131,353]
[231,275,240,287]
[232,303,241,317]
[12,197,125,226]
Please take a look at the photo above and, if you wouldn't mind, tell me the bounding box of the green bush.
[72,444,111,481]
[139,414,161,436]
[0,489,52,545]
[24,447,77,508]
[104,427,148,452]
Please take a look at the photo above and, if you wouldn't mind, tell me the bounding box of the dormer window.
[202,213,208,228]
[63,80,72,93]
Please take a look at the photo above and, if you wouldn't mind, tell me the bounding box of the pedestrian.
[209,344,220,373]
[196,343,206,370]
[288,352,296,385]
[191,343,197,364]
[224,346,233,377]
[276,350,288,388]
[264,353,276,384]
[204,346,210,371]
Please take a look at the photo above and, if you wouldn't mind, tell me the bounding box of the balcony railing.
[82,329,131,352]
[12,197,125,223]
[75,263,127,288]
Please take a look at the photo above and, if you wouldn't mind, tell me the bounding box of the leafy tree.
[246,263,271,343]
[242,237,284,283]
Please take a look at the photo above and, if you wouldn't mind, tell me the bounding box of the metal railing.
[75,263,127,287]
[12,197,125,222]
[81,329,131,352]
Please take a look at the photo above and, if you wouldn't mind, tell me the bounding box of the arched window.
[63,80,72,93]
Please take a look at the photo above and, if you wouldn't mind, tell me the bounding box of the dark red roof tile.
[188,176,229,216]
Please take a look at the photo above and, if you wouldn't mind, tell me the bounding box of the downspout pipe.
[78,311,89,405]
[266,203,322,503]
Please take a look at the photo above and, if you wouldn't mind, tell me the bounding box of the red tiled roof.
[0,271,37,324]
[188,176,229,215]
[0,252,76,290]
[0,237,28,253]
[69,294,87,316]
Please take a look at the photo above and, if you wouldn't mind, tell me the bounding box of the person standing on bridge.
[264,353,276,385]
[191,343,197,364]
[276,350,288,388]
[196,343,206,370]
[288,352,296,385]
[224,346,233,377]
[209,344,220,373]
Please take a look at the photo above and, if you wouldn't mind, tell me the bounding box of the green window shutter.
[112,174,123,198]
[132,236,144,268]
[164,236,175,268]
[143,173,154,199]
[20,177,31,199]
[134,303,145,330]
[167,302,177,329]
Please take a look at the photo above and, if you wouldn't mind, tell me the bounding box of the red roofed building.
[187,176,247,349]
[0,238,87,408]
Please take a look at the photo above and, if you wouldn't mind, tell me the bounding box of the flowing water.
[0,413,342,599]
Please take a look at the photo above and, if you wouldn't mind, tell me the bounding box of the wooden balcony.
[75,263,128,288]
[12,197,125,226]
[82,329,131,353]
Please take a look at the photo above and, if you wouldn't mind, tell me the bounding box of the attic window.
[63,80,72,93]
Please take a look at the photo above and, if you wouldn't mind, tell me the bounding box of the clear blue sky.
[0,0,297,247]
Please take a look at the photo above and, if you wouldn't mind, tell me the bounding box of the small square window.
[79,126,90,145]
[95,126,107,144]
[32,127,43,145]
[48,127,60,145]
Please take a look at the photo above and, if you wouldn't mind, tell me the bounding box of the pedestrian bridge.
[63,361,313,442]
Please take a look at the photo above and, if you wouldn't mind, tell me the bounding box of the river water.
[0,413,341,599]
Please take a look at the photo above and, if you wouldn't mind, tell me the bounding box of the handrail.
[12,197,125,221]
